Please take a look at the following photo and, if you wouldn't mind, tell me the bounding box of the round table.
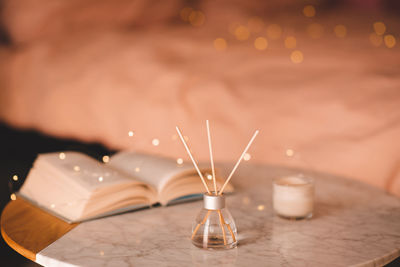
[2,164,400,266]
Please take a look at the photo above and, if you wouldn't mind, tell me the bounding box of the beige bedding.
[1,0,400,196]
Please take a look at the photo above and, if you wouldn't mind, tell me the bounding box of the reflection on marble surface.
[191,246,238,266]
[36,164,400,266]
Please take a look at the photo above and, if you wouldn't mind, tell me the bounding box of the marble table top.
[36,164,400,267]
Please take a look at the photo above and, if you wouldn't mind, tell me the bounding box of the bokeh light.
[152,138,160,146]
[373,22,386,36]
[286,149,294,157]
[290,51,304,63]
[234,25,250,41]
[102,155,110,163]
[213,38,227,51]
[384,35,396,48]
[303,5,316,18]
[254,37,268,50]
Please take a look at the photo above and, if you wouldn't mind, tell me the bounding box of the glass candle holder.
[191,193,238,250]
[273,175,314,220]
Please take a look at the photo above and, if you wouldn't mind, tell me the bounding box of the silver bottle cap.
[203,193,225,210]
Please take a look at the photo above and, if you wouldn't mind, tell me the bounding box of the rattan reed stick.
[191,210,211,240]
[206,120,218,195]
[219,130,259,195]
[176,126,211,194]
[217,210,227,245]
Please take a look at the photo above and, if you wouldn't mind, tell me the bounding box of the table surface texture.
[2,164,400,266]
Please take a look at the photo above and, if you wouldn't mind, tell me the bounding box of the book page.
[39,152,141,192]
[109,152,200,192]
[19,151,156,222]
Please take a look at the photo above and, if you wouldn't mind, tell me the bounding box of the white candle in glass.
[273,175,314,219]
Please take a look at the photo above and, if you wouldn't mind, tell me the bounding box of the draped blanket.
[1,0,400,196]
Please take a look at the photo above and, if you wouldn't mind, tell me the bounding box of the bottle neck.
[203,193,225,210]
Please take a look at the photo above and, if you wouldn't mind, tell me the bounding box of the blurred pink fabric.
[1,0,400,196]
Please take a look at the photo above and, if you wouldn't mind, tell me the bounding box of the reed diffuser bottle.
[176,120,259,250]
[191,193,237,249]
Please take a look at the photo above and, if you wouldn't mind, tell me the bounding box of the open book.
[18,151,233,223]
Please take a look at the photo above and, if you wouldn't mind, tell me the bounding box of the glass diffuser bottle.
[176,122,258,251]
[191,193,237,250]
